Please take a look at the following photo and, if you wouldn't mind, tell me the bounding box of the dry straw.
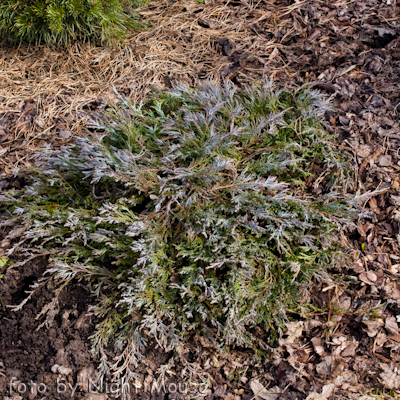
[0,0,293,174]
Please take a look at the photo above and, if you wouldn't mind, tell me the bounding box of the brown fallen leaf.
[375,332,387,348]
[281,321,303,345]
[369,197,379,213]
[388,334,400,343]
[359,271,377,284]
[352,259,365,273]
[356,144,372,158]
[305,392,329,399]
[379,155,393,167]
[363,319,384,337]
[306,383,335,399]
[316,356,334,377]
[380,363,400,389]
[385,316,399,335]
[359,270,384,286]
[213,386,226,397]
[250,380,281,400]
[332,294,351,311]
[341,342,358,358]
[383,281,400,300]
[311,337,326,356]
[359,147,384,181]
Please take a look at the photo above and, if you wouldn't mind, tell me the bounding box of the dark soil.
[1,0,400,399]
[0,238,93,399]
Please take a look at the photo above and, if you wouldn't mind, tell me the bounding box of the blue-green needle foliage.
[0,79,355,370]
[0,0,144,45]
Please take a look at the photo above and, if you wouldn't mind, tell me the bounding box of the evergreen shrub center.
[0,79,356,371]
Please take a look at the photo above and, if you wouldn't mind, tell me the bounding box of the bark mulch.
[1,0,400,399]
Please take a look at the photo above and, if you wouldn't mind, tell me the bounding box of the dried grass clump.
[0,79,357,378]
[0,0,290,175]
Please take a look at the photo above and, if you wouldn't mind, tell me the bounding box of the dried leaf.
[380,363,400,389]
[341,342,358,357]
[375,332,387,347]
[316,356,334,377]
[311,337,326,356]
[282,321,304,345]
[379,155,392,167]
[250,380,281,400]
[359,271,377,284]
[352,259,365,273]
[364,319,384,337]
[359,270,384,286]
[306,393,328,400]
[385,316,399,335]
[305,383,335,399]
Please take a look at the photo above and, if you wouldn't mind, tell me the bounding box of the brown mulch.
[1,0,400,399]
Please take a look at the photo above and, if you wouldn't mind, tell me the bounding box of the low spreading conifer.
[0,79,358,376]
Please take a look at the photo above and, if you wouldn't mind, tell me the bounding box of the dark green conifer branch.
[0,0,145,45]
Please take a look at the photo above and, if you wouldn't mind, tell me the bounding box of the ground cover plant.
[0,0,143,44]
[0,79,358,379]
